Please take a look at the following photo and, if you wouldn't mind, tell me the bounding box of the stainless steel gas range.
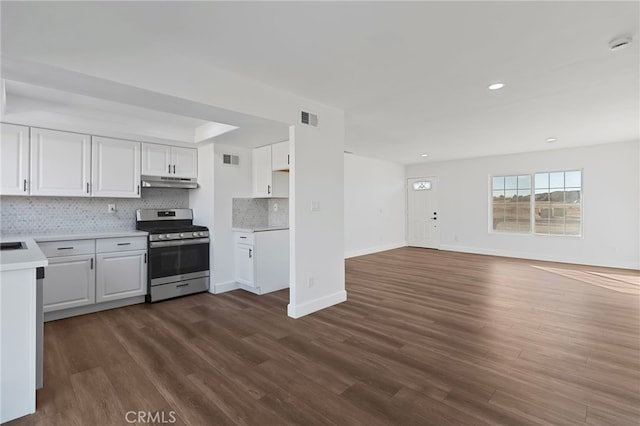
[136,208,210,302]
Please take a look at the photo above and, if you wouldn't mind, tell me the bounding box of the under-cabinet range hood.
[141,175,198,189]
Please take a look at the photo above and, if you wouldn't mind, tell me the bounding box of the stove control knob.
[192,232,199,237]
[158,235,165,240]
[166,234,172,239]
[200,232,206,237]
[179,233,185,238]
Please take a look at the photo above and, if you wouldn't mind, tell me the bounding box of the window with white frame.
[490,170,582,236]
[491,175,531,233]
[534,170,582,236]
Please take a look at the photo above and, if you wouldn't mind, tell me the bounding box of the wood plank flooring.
[8,248,640,425]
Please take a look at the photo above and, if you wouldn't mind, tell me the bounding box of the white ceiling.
[1,1,638,164]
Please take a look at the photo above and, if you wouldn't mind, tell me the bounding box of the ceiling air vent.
[222,154,240,166]
[301,110,318,127]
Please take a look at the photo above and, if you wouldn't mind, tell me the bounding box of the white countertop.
[232,227,289,233]
[1,230,148,242]
[0,237,48,272]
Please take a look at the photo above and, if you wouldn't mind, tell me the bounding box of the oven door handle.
[150,238,210,248]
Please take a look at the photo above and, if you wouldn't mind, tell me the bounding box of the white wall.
[406,140,640,269]
[212,143,252,291]
[344,154,406,258]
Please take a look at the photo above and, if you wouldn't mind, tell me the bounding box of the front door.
[407,177,440,249]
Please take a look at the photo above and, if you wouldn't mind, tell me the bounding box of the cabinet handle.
[173,164,176,174]
[23,179,27,192]
[144,253,147,264]
[249,249,252,259]
[168,164,171,174]
[86,182,90,193]
[57,247,74,250]
[287,154,290,165]
[176,283,189,288]
[117,242,131,246]
[137,185,140,195]
[90,258,94,270]
[267,185,271,194]
[240,236,247,239]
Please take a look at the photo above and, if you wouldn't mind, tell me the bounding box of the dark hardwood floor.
[8,248,640,425]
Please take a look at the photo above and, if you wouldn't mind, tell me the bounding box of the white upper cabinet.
[30,128,91,197]
[252,145,289,198]
[91,136,141,198]
[172,146,198,178]
[271,140,290,171]
[141,143,172,176]
[0,123,30,196]
[252,145,273,197]
[142,143,197,178]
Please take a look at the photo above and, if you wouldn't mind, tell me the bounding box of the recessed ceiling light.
[488,82,505,91]
[609,35,632,51]
[546,137,557,143]
[421,153,429,157]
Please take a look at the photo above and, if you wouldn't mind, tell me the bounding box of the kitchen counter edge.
[1,230,149,242]
[0,237,48,272]
[232,227,290,233]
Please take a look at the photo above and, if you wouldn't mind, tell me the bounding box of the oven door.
[149,238,210,284]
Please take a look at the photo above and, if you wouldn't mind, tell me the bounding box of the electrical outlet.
[108,204,116,213]
[307,276,314,288]
[273,202,279,212]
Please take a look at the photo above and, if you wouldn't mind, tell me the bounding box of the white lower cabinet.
[43,254,95,312]
[235,244,255,287]
[40,236,147,315]
[96,251,147,302]
[234,230,289,294]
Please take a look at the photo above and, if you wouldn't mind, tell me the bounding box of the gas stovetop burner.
[135,209,209,241]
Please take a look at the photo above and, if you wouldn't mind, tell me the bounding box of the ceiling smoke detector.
[609,35,632,51]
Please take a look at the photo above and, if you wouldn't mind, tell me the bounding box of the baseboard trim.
[345,242,407,259]
[212,280,240,294]
[439,244,640,270]
[44,296,145,322]
[287,290,347,319]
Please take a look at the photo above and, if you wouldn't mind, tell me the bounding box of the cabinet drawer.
[96,236,147,253]
[39,239,95,258]
[234,232,255,245]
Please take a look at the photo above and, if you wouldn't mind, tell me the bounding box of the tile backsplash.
[0,188,189,235]
[232,198,289,229]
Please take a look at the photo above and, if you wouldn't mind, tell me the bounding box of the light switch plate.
[311,201,320,212]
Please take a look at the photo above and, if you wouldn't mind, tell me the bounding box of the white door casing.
[407,177,440,249]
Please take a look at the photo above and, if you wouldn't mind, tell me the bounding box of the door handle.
[23,179,27,192]
[168,164,171,174]
[86,182,90,193]
[287,154,290,165]
[249,249,252,259]
[431,217,437,220]
[90,258,94,270]
[137,185,140,195]
[267,185,271,194]
[173,165,176,174]
[144,253,147,264]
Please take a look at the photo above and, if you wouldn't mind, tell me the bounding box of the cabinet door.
[96,250,147,302]
[30,128,91,197]
[234,244,255,286]
[141,143,171,176]
[271,141,290,171]
[43,255,95,312]
[252,145,272,197]
[0,123,30,195]
[92,136,141,198]
[172,146,198,178]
